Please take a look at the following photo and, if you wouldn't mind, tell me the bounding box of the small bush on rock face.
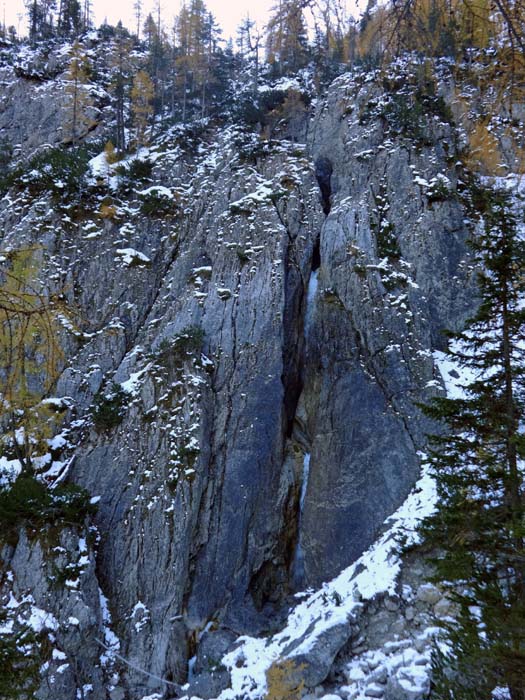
[155,326,205,367]
[114,158,153,195]
[19,147,90,198]
[0,138,12,171]
[0,476,95,541]
[375,220,401,260]
[0,613,41,700]
[265,659,305,700]
[91,382,128,432]
[139,189,174,216]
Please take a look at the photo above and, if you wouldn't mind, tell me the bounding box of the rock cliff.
[0,42,477,700]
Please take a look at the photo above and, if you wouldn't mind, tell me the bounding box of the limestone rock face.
[0,41,104,156]
[0,52,476,700]
[0,527,110,699]
[300,72,474,586]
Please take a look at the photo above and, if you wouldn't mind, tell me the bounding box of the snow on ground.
[179,345,478,700]
[180,466,437,700]
[0,591,59,634]
[120,364,152,396]
[98,587,120,667]
[258,77,302,94]
[433,346,476,400]
[0,456,22,487]
[340,628,439,700]
[137,185,173,198]
[88,151,110,180]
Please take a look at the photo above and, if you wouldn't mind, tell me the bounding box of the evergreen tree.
[109,24,134,152]
[172,0,221,121]
[58,0,82,36]
[421,182,525,699]
[134,0,142,38]
[147,10,170,118]
[25,0,55,42]
[82,0,92,31]
[237,16,262,94]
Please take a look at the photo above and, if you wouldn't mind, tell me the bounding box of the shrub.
[265,659,305,700]
[0,475,95,538]
[118,157,153,181]
[361,83,452,145]
[375,220,401,260]
[139,188,174,216]
[0,137,12,171]
[155,326,204,367]
[171,325,204,356]
[21,146,90,198]
[114,157,153,195]
[91,382,128,432]
[99,200,118,219]
[3,146,91,201]
[0,613,41,700]
[104,140,120,165]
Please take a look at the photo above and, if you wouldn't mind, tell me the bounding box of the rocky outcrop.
[0,39,104,156]
[0,46,477,700]
[0,526,111,700]
[299,70,475,586]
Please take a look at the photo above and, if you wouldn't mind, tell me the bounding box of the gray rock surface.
[0,527,110,699]
[299,70,474,587]
[0,43,477,700]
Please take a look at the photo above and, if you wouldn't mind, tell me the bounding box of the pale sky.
[3,0,279,41]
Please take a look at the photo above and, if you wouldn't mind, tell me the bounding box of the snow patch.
[115,248,151,267]
[204,466,437,700]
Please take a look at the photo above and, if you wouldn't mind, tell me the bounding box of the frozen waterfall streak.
[293,267,319,583]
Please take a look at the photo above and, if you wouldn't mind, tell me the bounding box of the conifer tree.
[266,0,309,75]
[0,249,64,475]
[58,0,82,36]
[131,69,154,145]
[134,0,142,38]
[173,0,220,121]
[25,0,55,42]
[421,182,525,699]
[237,16,262,94]
[82,0,91,31]
[64,41,93,145]
[109,25,134,152]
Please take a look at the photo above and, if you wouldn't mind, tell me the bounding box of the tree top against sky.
[4,0,363,41]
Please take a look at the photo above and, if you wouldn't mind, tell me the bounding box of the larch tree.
[131,69,154,145]
[173,0,218,120]
[266,0,309,75]
[63,40,93,145]
[0,249,64,476]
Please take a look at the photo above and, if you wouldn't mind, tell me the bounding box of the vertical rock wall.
[0,56,477,699]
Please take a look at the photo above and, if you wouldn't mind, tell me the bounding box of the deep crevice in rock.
[315,156,333,215]
[312,238,321,271]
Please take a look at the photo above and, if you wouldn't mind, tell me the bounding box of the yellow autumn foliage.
[465,121,504,175]
[0,248,66,473]
[265,658,305,700]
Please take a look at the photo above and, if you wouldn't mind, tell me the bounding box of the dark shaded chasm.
[315,156,333,216]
